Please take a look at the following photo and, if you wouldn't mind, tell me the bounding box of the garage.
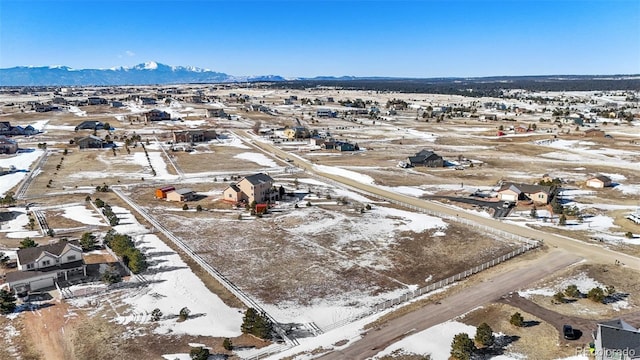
[29,277,55,291]
[499,193,518,202]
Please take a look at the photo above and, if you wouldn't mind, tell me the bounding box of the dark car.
[563,324,576,340]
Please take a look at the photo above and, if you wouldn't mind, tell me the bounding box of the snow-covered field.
[0,150,44,197]
[69,206,243,337]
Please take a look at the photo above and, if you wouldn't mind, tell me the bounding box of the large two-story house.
[222,173,277,204]
[5,240,86,293]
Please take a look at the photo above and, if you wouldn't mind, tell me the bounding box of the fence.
[111,188,298,347]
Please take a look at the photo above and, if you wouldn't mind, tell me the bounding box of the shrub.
[222,338,233,351]
[564,284,581,298]
[625,231,633,238]
[189,346,209,360]
[553,291,566,304]
[182,204,189,211]
[587,287,605,303]
[151,308,162,321]
[179,307,191,321]
[605,285,616,296]
[196,205,203,212]
[510,312,524,327]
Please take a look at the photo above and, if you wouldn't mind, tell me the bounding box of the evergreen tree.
[19,237,37,249]
[510,312,524,327]
[558,214,567,226]
[80,232,97,251]
[189,346,210,360]
[474,322,494,347]
[0,289,17,314]
[450,333,475,360]
[587,287,605,303]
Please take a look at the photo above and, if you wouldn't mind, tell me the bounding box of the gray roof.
[175,188,194,195]
[228,184,241,192]
[17,240,82,265]
[408,149,442,164]
[592,174,612,183]
[6,260,85,283]
[598,319,640,354]
[243,173,274,185]
[499,182,552,195]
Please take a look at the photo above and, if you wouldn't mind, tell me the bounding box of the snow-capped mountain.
[0,62,286,86]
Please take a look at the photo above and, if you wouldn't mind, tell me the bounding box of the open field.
[1,85,639,359]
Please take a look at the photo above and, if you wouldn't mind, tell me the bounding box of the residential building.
[5,240,86,293]
[408,149,444,168]
[172,129,217,143]
[497,182,554,204]
[316,109,337,118]
[166,189,196,202]
[283,126,310,139]
[87,97,107,105]
[586,175,613,189]
[76,135,104,149]
[75,120,104,131]
[593,319,640,360]
[0,136,18,154]
[584,128,605,137]
[206,108,227,118]
[145,109,171,122]
[222,173,275,204]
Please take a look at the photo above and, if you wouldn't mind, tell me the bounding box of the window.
[67,255,76,261]
[27,263,34,269]
[42,260,51,267]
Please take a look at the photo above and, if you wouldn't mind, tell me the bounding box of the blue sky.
[1,0,639,77]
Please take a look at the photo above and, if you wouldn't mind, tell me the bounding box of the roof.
[227,184,241,192]
[598,319,640,354]
[408,149,442,164]
[158,186,175,192]
[499,182,552,195]
[77,135,104,142]
[17,240,82,265]
[175,188,194,195]
[243,173,274,186]
[591,174,612,183]
[6,260,85,283]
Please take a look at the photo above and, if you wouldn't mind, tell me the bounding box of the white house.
[6,240,86,293]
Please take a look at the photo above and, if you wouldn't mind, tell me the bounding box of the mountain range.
[1,62,638,87]
[0,61,289,86]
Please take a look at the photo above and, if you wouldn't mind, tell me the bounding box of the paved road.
[321,249,582,360]
[236,130,640,270]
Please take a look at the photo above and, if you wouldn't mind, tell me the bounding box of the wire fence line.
[111,188,299,347]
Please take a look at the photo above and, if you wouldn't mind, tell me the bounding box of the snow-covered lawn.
[60,204,107,226]
[70,206,243,337]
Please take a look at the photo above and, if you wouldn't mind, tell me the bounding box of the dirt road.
[320,249,581,360]
[22,301,74,360]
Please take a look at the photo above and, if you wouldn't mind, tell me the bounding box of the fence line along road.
[111,188,298,347]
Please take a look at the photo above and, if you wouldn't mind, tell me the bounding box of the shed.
[255,203,268,214]
[166,188,195,202]
[155,186,176,199]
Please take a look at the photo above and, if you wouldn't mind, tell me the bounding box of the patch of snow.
[314,164,375,185]
[60,205,107,226]
[0,150,44,197]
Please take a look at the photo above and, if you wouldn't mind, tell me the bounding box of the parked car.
[563,324,576,340]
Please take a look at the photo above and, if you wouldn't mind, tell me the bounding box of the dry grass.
[460,303,577,360]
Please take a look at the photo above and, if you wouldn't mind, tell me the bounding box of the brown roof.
[17,240,82,265]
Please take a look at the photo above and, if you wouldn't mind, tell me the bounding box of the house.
[138,97,157,105]
[0,136,18,154]
[0,121,11,135]
[206,108,227,118]
[222,184,242,203]
[75,120,104,131]
[593,319,640,360]
[408,149,444,168]
[155,186,175,199]
[335,141,357,152]
[172,129,217,143]
[87,97,107,105]
[283,126,310,139]
[584,128,605,137]
[497,182,554,204]
[166,188,196,202]
[76,135,104,149]
[222,173,275,204]
[145,109,171,122]
[586,175,613,189]
[316,109,337,118]
[111,101,124,108]
[5,240,86,293]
